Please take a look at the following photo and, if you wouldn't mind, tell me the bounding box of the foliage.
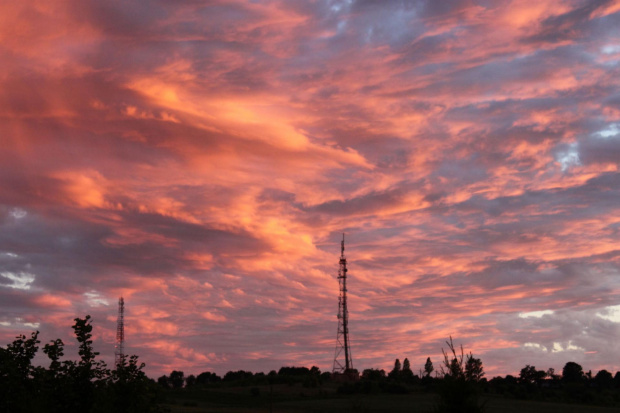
[0,331,40,412]
[562,361,584,383]
[464,354,484,382]
[441,336,465,379]
[0,315,157,413]
[519,365,546,385]
[425,357,434,377]
[278,366,312,376]
[362,368,386,381]
[223,370,254,383]
[196,371,221,385]
[401,357,414,381]
[436,337,486,413]
[388,358,401,379]
[595,370,614,389]
[169,370,185,389]
[185,374,197,387]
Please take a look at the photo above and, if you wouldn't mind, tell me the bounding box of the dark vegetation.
[4,321,620,412]
[0,315,162,413]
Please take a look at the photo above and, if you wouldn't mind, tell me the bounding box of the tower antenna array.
[115,296,125,366]
[332,233,353,373]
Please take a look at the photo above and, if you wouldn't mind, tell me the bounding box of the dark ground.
[161,382,620,413]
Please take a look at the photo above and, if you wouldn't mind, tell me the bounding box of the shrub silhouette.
[435,336,486,413]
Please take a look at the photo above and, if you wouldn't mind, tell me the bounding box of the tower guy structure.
[332,234,353,374]
[115,296,125,366]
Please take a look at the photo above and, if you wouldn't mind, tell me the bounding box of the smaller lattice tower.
[332,234,353,373]
[115,296,125,366]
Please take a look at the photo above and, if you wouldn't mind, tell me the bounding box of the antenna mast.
[115,296,125,366]
[333,233,353,373]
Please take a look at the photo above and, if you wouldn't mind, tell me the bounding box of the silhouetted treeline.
[157,365,330,390]
[8,321,620,412]
[0,316,162,413]
[487,361,620,406]
[155,337,620,410]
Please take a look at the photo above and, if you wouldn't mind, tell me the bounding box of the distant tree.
[402,358,414,381]
[594,370,614,389]
[362,368,386,381]
[465,353,484,382]
[320,371,332,382]
[185,374,196,388]
[278,366,311,377]
[504,374,518,386]
[389,358,401,379]
[424,357,434,377]
[394,358,401,372]
[267,370,278,384]
[196,371,221,385]
[614,371,620,387]
[157,375,170,389]
[223,370,254,382]
[169,370,185,389]
[546,367,559,381]
[562,362,584,383]
[519,365,546,384]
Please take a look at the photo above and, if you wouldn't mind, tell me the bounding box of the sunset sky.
[2,0,620,379]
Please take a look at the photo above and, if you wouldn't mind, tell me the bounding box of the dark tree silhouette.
[594,369,614,389]
[546,367,559,381]
[1,315,155,413]
[185,374,196,388]
[402,358,414,381]
[362,368,386,381]
[389,358,401,379]
[196,371,221,385]
[562,361,584,383]
[43,338,64,374]
[108,354,152,413]
[465,353,484,382]
[0,331,40,412]
[393,359,401,371]
[424,357,434,377]
[70,316,110,411]
[223,370,254,382]
[437,337,485,413]
[169,370,185,389]
[519,365,546,384]
[441,336,464,379]
[157,375,170,389]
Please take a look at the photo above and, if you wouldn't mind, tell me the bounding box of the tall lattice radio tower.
[332,234,353,373]
[115,296,125,366]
